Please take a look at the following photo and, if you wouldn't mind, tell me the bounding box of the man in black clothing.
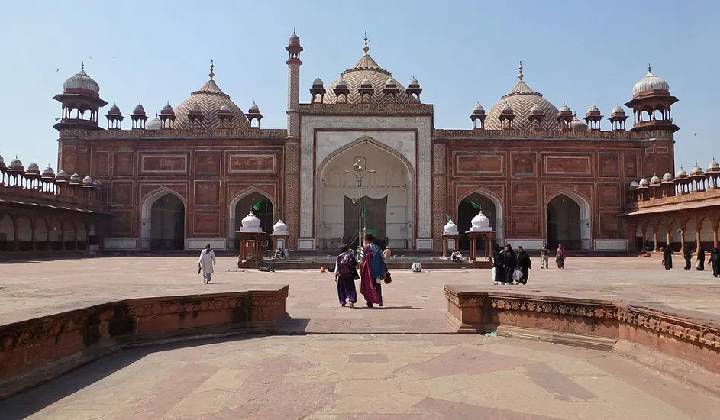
[502,244,516,285]
[516,246,531,284]
[662,246,673,270]
[683,247,693,270]
[697,247,706,271]
[711,248,720,278]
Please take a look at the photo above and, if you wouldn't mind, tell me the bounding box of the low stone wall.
[0,286,289,398]
[445,286,720,374]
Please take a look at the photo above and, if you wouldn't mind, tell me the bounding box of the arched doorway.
[150,193,185,250]
[317,138,414,250]
[0,215,14,251]
[34,218,49,251]
[457,193,498,253]
[230,191,274,250]
[546,193,591,250]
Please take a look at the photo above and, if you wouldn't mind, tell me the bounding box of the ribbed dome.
[108,104,122,116]
[63,64,100,97]
[133,104,146,115]
[611,104,625,115]
[324,42,416,104]
[676,166,687,178]
[569,116,588,131]
[174,72,249,130]
[485,63,560,130]
[707,157,719,172]
[146,116,162,130]
[632,65,670,97]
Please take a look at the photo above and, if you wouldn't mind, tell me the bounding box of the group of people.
[333,233,389,308]
[662,245,720,277]
[491,243,567,285]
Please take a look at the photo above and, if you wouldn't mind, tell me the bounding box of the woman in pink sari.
[360,233,385,308]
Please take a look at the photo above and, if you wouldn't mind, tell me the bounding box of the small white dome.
[469,211,491,232]
[239,211,263,233]
[690,164,703,176]
[638,178,649,187]
[443,219,459,236]
[312,78,324,86]
[629,180,639,188]
[272,219,288,236]
[650,174,661,185]
[662,172,673,182]
[569,117,588,131]
[632,65,670,96]
[707,157,719,172]
[676,167,687,178]
[146,117,162,130]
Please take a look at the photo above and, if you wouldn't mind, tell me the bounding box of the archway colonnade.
[631,211,720,253]
[0,212,98,253]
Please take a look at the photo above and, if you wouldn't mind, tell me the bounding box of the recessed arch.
[140,187,187,250]
[456,189,505,248]
[0,214,15,251]
[315,136,415,250]
[546,191,592,250]
[227,188,275,249]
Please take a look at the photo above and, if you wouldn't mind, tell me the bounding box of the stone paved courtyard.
[4,334,720,419]
[2,255,720,418]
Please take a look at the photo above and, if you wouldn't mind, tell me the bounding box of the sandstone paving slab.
[3,334,719,419]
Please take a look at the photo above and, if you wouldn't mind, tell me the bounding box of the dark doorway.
[150,194,185,250]
[547,194,581,250]
[233,192,273,250]
[344,195,387,248]
[457,193,497,252]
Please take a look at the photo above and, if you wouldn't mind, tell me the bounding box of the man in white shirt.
[198,244,216,284]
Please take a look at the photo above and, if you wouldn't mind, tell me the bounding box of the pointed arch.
[546,190,592,250]
[315,136,415,249]
[227,187,275,249]
[0,214,15,251]
[456,188,505,244]
[140,187,187,250]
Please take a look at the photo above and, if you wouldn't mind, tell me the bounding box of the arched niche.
[140,188,186,250]
[228,189,274,250]
[546,192,592,250]
[0,214,15,251]
[456,191,503,252]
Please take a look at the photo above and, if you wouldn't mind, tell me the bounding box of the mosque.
[46,31,681,253]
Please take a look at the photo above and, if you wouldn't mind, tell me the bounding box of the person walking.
[492,244,504,285]
[696,247,706,271]
[516,246,531,284]
[540,244,549,269]
[502,244,517,285]
[334,244,358,308]
[555,243,566,269]
[711,248,720,278]
[197,244,216,284]
[683,246,693,270]
[359,233,386,308]
[662,245,673,270]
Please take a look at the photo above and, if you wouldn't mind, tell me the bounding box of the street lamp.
[344,157,376,255]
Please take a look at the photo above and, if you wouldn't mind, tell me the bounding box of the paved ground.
[4,334,719,419]
[1,255,719,332]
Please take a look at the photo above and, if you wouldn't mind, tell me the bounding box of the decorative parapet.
[0,287,289,398]
[57,127,288,140]
[299,102,434,116]
[445,286,720,373]
[434,128,671,141]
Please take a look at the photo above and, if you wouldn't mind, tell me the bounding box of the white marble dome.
[443,219,459,236]
[469,211,491,232]
[632,65,670,97]
[240,211,263,233]
[272,219,288,236]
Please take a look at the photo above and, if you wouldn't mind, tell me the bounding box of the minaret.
[286,28,303,138]
[284,29,303,249]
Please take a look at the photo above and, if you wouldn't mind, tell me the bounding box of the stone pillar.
[679,227,686,254]
[696,227,701,253]
[713,222,719,249]
[432,143,447,253]
[652,225,659,252]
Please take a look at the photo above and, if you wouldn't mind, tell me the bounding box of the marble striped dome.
[485,63,560,130]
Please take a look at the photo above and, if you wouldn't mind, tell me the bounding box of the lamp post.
[344,157,376,256]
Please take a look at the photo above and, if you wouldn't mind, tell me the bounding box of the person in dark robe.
[502,244,516,285]
[711,248,720,278]
[359,233,385,308]
[683,247,693,270]
[696,247,706,271]
[516,246,531,284]
[662,246,673,270]
[334,244,358,308]
[492,244,504,285]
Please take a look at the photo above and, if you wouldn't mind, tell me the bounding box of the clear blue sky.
[0,0,717,173]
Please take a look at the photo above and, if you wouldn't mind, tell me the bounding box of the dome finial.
[363,31,370,55]
[209,59,215,80]
[518,60,524,81]
[647,63,652,74]
[81,61,84,72]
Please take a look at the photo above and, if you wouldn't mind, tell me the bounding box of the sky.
[0,0,717,172]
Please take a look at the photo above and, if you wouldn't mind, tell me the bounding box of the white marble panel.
[593,239,628,251]
[504,239,544,250]
[104,238,139,249]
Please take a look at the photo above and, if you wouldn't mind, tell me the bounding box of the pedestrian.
[502,244,517,285]
[197,244,216,284]
[555,243,566,269]
[359,233,386,308]
[334,244,358,308]
[711,248,720,278]
[662,245,673,270]
[540,244,549,269]
[696,247,706,271]
[516,246,531,284]
[492,244,503,285]
[683,247,693,270]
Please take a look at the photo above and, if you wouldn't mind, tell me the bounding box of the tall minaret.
[286,28,303,138]
[284,29,303,249]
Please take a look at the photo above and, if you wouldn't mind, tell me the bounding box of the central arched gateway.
[316,138,414,250]
[457,192,500,252]
[546,192,592,250]
[140,190,186,250]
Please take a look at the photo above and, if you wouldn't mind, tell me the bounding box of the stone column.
[696,227,701,253]
[652,225,659,252]
[679,227,686,254]
[432,143,447,253]
[284,34,302,250]
[713,222,719,249]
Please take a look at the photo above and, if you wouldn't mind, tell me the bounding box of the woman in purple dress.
[359,233,386,308]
